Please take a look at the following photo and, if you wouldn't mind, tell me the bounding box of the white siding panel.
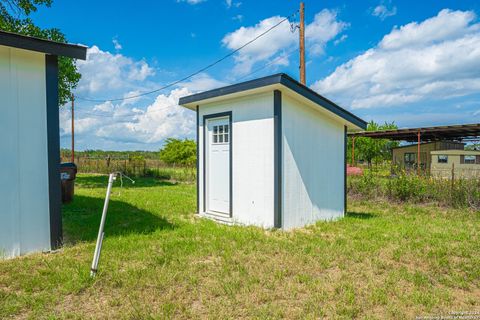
[198,92,275,228]
[282,94,345,229]
[0,47,50,257]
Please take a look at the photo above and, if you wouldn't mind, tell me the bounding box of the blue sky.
[30,0,480,150]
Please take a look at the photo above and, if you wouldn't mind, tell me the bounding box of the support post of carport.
[417,131,421,175]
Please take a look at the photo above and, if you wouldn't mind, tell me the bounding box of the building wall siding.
[431,152,480,179]
[0,46,51,258]
[282,94,345,229]
[198,92,275,228]
[392,141,465,171]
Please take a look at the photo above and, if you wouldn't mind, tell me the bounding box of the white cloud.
[222,16,294,75]
[75,46,155,96]
[380,9,478,49]
[311,9,480,109]
[62,89,195,146]
[222,9,347,75]
[334,34,348,45]
[178,73,228,91]
[372,4,397,20]
[66,58,223,149]
[232,14,243,22]
[305,10,349,55]
[94,88,196,144]
[226,0,241,8]
[112,38,122,50]
[177,0,205,4]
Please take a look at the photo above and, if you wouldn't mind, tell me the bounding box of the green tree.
[348,121,399,167]
[159,138,196,167]
[0,0,81,105]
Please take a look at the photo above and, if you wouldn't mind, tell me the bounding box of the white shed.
[180,73,367,229]
[0,31,86,258]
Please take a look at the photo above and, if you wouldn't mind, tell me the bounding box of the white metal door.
[206,117,230,214]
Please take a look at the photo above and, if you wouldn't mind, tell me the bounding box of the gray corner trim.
[202,111,233,217]
[179,73,367,130]
[45,55,62,250]
[196,105,200,214]
[344,126,347,216]
[0,31,87,60]
[273,90,282,228]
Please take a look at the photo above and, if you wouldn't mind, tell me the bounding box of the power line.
[72,103,181,119]
[235,46,299,82]
[71,48,299,120]
[75,11,297,103]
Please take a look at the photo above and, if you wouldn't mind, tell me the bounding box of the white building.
[0,31,86,258]
[180,73,366,229]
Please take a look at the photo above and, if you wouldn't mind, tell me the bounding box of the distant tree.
[159,138,196,166]
[465,143,480,151]
[0,0,81,105]
[348,121,399,167]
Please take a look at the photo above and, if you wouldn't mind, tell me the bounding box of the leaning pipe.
[90,173,115,277]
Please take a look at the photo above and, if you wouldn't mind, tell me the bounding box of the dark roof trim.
[391,141,465,150]
[0,30,87,60]
[179,73,367,129]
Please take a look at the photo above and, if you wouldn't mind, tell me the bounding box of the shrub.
[348,168,480,210]
[159,138,196,167]
[386,173,427,201]
[348,171,382,199]
[449,178,480,209]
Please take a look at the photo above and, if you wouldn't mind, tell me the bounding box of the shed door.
[206,117,231,214]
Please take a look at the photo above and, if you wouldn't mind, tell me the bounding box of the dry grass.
[0,175,479,319]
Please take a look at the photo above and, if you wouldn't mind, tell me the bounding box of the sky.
[30,0,480,151]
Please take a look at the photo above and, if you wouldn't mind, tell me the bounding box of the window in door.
[212,124,229,144]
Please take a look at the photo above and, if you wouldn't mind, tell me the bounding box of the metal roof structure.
[0,30,87,60]
[179,73,367,130]
[348,123,480,142]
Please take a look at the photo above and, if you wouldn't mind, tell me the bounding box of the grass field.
[1,174,479,319]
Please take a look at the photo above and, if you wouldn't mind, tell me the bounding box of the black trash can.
[60,162,77,203]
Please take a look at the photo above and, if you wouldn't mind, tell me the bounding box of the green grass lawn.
[1,174,479,319]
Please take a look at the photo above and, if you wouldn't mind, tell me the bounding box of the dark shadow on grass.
[345,211,376,219]
[75,175,177,189]
[62,194,174,244]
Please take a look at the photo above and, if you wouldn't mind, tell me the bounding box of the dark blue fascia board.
[179,74,283,105]
[179,73,367,130]
[0,30,87,60]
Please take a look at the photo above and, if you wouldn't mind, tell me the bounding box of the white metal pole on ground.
[90,173,116,277]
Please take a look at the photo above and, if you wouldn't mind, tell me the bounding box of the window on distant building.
[438,155,448,163]
[464,155,476,164]
[404,153,416,166]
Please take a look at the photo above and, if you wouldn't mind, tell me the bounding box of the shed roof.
[348,123,480,142]
[0,30,87,60]
[391,141,465,150]
[179,73,367,130]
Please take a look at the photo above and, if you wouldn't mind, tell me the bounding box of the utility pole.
[299,1,306,85]
[71,94,75,163]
